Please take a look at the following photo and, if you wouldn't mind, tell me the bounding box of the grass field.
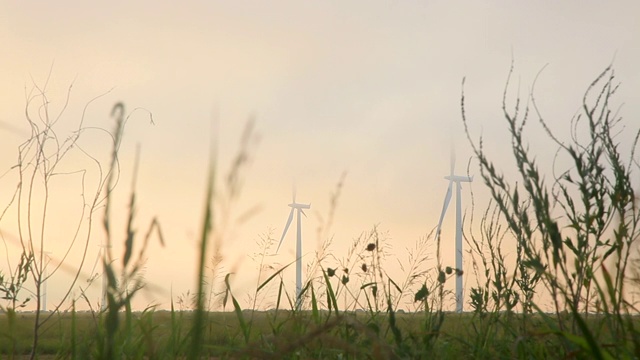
[2,309,639,358]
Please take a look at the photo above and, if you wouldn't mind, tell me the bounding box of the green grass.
[3,310,640,358]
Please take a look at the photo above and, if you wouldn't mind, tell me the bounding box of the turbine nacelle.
[444,175,473,183]
[288,202,311,210]
[276,202,310,254]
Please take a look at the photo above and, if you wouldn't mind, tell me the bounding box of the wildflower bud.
[341,275,349,285]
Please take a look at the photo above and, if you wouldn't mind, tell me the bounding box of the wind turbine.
[277,186,310,309]
[436,148,473,313]
[96,242,110,311]
[41,251,52,312]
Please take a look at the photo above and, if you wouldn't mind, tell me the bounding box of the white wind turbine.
[277,186,310,309]
[36,249,52,312]
[436,148,473,313]
[95,242,110,312]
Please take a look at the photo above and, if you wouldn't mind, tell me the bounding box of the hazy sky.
[1,1,639,311]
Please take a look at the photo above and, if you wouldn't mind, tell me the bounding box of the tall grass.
[462,63,640,358]
[1,64,639,359]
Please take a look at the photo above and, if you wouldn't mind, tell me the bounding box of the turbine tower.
[98,243,110,312]
[40,250,52,312]
[436,149,473,313]
[277,186,310,309]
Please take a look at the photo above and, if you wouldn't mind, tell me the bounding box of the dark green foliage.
[463,64,640,358]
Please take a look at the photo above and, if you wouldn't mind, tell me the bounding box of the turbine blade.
[292,183,297,203]
[436,181,453,235]
[450,147,456,176]
[277,208,295,253]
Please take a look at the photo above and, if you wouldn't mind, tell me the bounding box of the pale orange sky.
[1,1,639,312]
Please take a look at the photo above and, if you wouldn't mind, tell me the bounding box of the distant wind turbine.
[97,243,110,311]
[277,186,310,309]
[40,250,52,312]
[436,148,473,313]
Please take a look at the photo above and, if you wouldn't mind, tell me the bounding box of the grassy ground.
[0,310,519,357]
[3,310,639,359]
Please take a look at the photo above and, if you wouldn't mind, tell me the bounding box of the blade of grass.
[225,273,249,344]
[310,285,320,325]
[322,268,340,318]
[188,143,216,360]
[257,259,296,293]
[71,300,76,360]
